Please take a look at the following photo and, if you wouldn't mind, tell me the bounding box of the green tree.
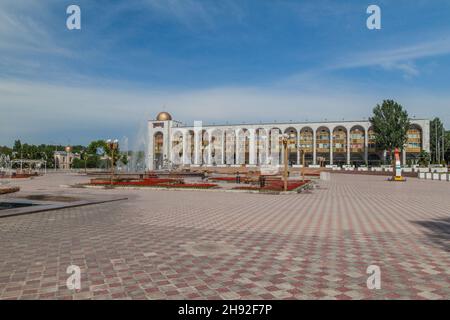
[0,146,12,156]
[13,140,22,153]
[86,140,127,168]
[369,100,410,173]
[418,150,431,167]
[71,158,84,169]
[445,130,450,164]
[430,117,446,164]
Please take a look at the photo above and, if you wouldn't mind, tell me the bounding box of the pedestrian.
[259,175,266,188]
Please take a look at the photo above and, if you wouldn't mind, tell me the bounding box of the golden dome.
[156,111,172,121]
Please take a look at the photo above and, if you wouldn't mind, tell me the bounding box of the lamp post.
[299,147,305,181]
[280,134,289,192]
[106,139,119,186]
[41,152,47,174]
[65,146,72,170]
[81,150,89,174]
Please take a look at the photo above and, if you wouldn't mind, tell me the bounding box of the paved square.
[0,173,449,299]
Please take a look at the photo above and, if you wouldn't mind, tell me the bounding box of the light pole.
[442,126,445,164]
[280,134,289,192]
[81,150,89,174]
[41,152,47,174]
[106,139,119,186]
[65,146,72,171]
[54,144,58,171]
[298,147,305,181]
[20,145,23,172]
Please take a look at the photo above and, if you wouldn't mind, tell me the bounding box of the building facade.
[147,112,430,170]
[54,148,80,169]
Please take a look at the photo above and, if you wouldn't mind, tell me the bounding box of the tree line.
[0,139,130,169]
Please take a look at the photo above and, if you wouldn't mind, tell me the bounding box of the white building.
[147,112,430,170]
[54,148,80,169]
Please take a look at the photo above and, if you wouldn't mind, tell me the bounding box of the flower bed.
[209,177,237,182]
[11,173,39,179]
[88,178,217,189]
[154,183,218,189]
[89,177,181,186]
[0,186,20,194]
[232,186,259,191]
[233,180,310,192]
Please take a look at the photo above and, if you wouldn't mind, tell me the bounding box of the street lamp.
[65,146,72,170]
[80,150,89,174]
[298,146,305,181]
[41,152,47,174]
[106,139,119,186]
[280,134,289,192]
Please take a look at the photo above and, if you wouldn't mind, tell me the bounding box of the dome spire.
[156,111,172,121]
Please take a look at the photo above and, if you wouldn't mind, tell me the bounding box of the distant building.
[54,148,80,169]
[147,112,430,170]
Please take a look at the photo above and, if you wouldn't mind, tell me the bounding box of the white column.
[249,129,256,165]
[364,129,368,164]
[265,133,270,165]
[221,131,225,165]
[330,133,334,165]
[297,131,300,165]
[346,131,351,165]
[194,130,200,165]
[182,133,188,165]
[402,149,406,166]
[313,129,317,165]
[235,129,240,165]
[148,134,154,170]
[208,134,213,165]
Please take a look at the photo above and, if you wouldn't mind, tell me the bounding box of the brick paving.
[0,173,449,300]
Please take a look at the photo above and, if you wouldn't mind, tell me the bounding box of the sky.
[1,0,450,147]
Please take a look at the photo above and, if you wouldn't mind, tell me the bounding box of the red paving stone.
[0,173,449,300]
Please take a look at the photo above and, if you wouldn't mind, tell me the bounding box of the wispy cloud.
[142,0,212,27]
[0,1,66,54]
[329,36,450,77]
[2,77,449,145]
[140,0,245,29]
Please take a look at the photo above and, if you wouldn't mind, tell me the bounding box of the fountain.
[127,119,149,173]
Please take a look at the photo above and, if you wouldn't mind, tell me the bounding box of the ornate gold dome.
[156,111,172,121]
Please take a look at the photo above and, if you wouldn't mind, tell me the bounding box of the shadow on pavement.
[412,216,450,252]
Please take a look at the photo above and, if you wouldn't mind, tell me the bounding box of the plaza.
[0,172,448,300]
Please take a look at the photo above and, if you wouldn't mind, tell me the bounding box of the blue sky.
[1,0,450,146]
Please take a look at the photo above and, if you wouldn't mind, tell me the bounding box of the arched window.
[153,132,164,169]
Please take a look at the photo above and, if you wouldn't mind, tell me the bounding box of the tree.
[71,158,84,169]
[418,150,431,167]
[445,130,450,165]
[0,146,12,156]
[430,117,446,164]
[86,140,127,168]
[369,100,410,174]
[13,140,22,153]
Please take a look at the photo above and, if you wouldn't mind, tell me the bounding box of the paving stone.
[0,173,449,300]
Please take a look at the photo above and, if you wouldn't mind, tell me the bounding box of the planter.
[0,186,20,194]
